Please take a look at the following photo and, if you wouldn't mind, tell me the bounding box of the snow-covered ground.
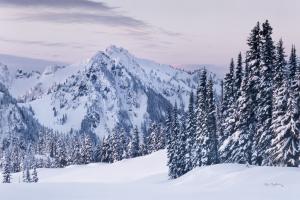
[1,150,300,200]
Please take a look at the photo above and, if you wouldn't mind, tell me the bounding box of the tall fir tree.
[269,39,289,166]
[185,91,196,172]
[194,69,210,166]
[230,64,254,164]
[255,20,275,165]
[207,77,219,164]
[245,22,261,165]
[269,68,300,167]
[220,60,236,162]
[167,103,181,179]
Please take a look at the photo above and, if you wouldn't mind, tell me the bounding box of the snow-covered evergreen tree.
[129,126,140,158]
[194,69,210,166]
[23,168,31,183]
[207,77,219,164]
[185,91,196,172]
[245,22,261,165]
[288,45,297,81]
[229,65,254,164]
[255,20,275,165]
[82,134,93,164]
[32,166,39,183]
[268,39,289,166]
[235,52,243,98]
[167,104,180,179]
[2,152,11,183]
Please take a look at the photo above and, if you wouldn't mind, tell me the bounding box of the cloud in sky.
[0,0,147,29]
[0,37,84,49]
[18,12,147,28]
[0,0,113,11]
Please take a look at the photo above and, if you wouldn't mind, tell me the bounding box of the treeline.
[1,123,165,183]
[167,20,300,179]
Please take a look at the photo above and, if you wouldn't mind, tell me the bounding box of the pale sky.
[0,0,299,69]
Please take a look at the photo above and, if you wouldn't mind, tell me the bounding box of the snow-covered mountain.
[0,46,221,137]
[0,82,40,142]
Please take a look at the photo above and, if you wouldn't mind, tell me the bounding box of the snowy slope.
[0,83,40,142]
[2,150,300,200]
[0,53,66,73]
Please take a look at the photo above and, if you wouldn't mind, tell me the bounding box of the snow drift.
[1,150,299,200]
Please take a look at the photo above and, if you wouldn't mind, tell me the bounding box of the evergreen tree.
[255,20,275,165]
[56,139,67,167]
[230,66,254,164]
[32,166,39,183]
[93,142,102,162]
[112,130,123,162]
[220,60,237,162]
[72,139,82,164]
[235,52,243,98]
[129,126,140,158]
[245,22,261,165]
[269,39,288,166]
[194,69,210,166]
[101,136,113,163]
[207,77,219,164]
[223,59,235,111]
[24,168,31,183]
[167,103,180,179]
[288,45,297,81]
[2,152,11,183]
[185,91,196,172]
[269,69,300,167]
[82,135,93,164]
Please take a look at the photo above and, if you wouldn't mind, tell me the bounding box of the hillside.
[1,150,299,200]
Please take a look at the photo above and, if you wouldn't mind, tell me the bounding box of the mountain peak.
[105,45,129,55]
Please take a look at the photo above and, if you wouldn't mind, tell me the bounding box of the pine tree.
[101,136,113,163]
[24,168,31,183]
[32,166,39,183]
[185,91,196,172]
[268,39,288,166]
[207,77,219,164]
[230,66,254,164]
[288,45,297,81]
[82,134,93,164]
[255,20,275,165]
[72,139,82,164]
[112,130,123,162]
[269,69,300,167]
[194,69,210,166]
[235,52,243,98]
[167,103,180,179]
[129,126,140,158]
[220,60,236,162]
[2,152,11,183]
[56,139,67,168]
[223,59,235,110]
[93,142,102,162]
[245,22,261,165]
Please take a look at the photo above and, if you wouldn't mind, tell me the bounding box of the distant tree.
[32,166,39,183]
[129,126,140,158]
[2,152,11,183]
